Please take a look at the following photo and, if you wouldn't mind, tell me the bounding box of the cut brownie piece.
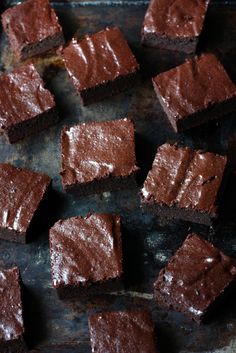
[49,213,123,299]
[141,0,210,54]
[89,310,159,353]
[0,163,51,243]
[0,267,27,352]
[61,27,139,105]
[0,63,58,143]
[1,0,64,60]
[140,143,227,226]
[152,53,236,132]
[154,233,236,323]
[60,118,139,196]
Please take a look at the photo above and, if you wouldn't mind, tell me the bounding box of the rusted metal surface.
[0,2,236,352]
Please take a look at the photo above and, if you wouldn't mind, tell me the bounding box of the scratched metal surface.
[1,1,236,352]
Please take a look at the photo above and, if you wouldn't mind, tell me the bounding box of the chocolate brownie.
[0,163,51,243]
[0,63,58,143]
[152,53,236,132]
[49,213,123,299]
[89,310,159,353]
[60,118,139,196]
[140,143,227,226]
[0,267,27,352]
[1,0,64,60]
[62,27,139,105]
[141,0,210,54]
[154,233,236,323]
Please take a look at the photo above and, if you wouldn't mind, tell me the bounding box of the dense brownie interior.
[49,213,123,298]
[89,310,159,353]
[154,234,236,323]
[152,53,236,132]
[60,118,139,195]
[0,163,51,243]
[141,143,228,225]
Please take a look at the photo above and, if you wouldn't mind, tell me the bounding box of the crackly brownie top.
[153,53,236,121]
[61,118,138,187]
[0,63,55,129]
[141,143,227,215]
[0,267,24,341]
[143,0,210,38]
[154,234,236,319]
[0,163,51,234]
[2,0,62,54]
[49,213,122,287]
[62,27,139,91]
[89,310,158,353]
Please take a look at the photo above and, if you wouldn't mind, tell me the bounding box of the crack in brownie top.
[141,143,227,214]
[154,234,236,320]
[49,213,122,287]
[0,267,24,341]
[89,310,158,353]
[152,53,236,121]
[61,118,139,186]
[1,0,62,53]
[143,0,210,38]
[0,64,55,129]
[0,163,51,233]
[62,27,139,91]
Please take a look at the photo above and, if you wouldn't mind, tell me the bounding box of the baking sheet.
[1,1,236,352]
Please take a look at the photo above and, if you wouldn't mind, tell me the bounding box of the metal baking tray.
[1,1,236,352]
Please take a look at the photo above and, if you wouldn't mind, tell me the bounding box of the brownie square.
[154,233,236,323]
[0,267,27,352]
[140,143,227,226]
[0,163,51,243]
[62,27,139,105]
[89,310,159,353]
[152,53,236,132]
[49,213,123,299]
[141,0,210,54]
[1,0,64,60]
[60,118,139,196]
[0,63,58,143]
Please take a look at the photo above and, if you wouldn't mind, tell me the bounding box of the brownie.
[49,213,123,299]
[1,0,64,60]
[0,63,58,143]
[89,310,159,353]
[0,163,51,243]
[152,53,236,132]
[141,0,210,54]
[154,233,236,323]
[61,27,139,105]
[0,267,27,352]
[60,118,139,196]
[140,143,228,226]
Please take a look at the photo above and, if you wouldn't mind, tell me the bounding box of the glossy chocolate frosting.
[49,213,122,288]
[2,0,62,54]
[141,143,227,215]
[0,267,24,341]
[62,27,139,91]
[89,310,158,353]
[153,54,236,122]
[0,163,51,234]
[0,63,55,129]
[154,234,236,320]
[143,0,210,38]
[61,118,139,187]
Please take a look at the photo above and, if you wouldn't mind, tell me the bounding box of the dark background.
[1,1,236,352]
